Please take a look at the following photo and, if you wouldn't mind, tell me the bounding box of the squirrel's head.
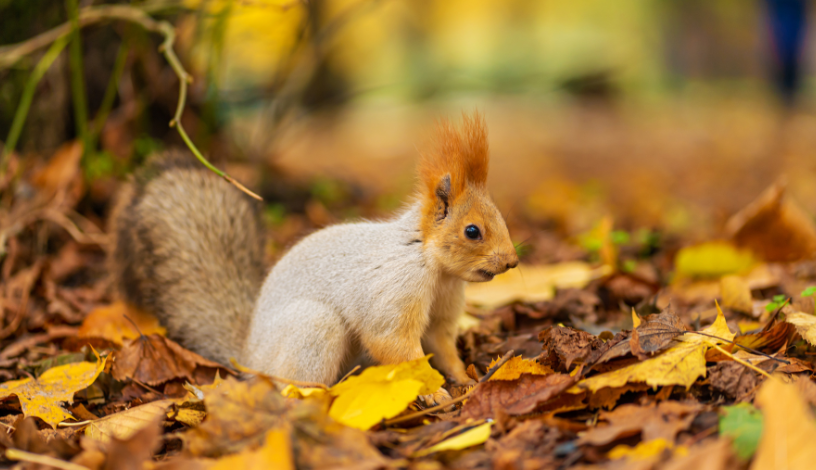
[418,113,518,282]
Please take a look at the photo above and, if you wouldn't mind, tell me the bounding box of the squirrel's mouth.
[477,269,495,281]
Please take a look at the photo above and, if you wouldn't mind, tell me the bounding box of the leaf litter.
[4,144,816,470]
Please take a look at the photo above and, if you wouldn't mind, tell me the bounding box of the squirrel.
[109,112,518,402]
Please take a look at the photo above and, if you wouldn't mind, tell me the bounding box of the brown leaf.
[577,402,700,446]
[661,438,735,470]
[540,326,605,369]
[460,373,577,421]
[485,420,562,469]
[599,309,687,363]
[102,415,163,470]
[112,334,229,386]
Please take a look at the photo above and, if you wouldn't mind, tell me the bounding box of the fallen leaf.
[599,309,687,363]
[488,356,553,381]
[415,422,492,456]
[111,334,228,386]
[786,312,816,346]
[661,438,735,470]
[540,326,605,369]
[573,304,734,392]
[100,414,162,470]
[329,355,443,430]
[0,355,106,427]
[608,438,685,461]
[720,275,753,313]
[31,141,83,197]
[719,403,762,461]
[465,262,611,308]
[78,301,166,347]
[204,428,294,470]
[578,402,699,446]
[751,376,816,470]
[460,373,576,421]
[84,399,174,443]
[674,241,756,280]
[726,182,816,262]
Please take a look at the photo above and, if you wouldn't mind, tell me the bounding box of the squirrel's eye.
[464,225,481,240]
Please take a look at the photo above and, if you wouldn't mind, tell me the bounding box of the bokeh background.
[2,0,816,259]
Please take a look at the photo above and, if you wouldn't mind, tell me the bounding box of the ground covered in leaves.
[3,138,816,470]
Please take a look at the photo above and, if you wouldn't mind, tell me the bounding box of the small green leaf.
[764,303,778,312]
[610,230,630,245]
[802,286,816,297]
[720,403,763,460]
[622,259,636,273]
[773,295,786,303]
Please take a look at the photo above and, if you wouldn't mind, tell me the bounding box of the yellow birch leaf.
[487,356,553,381]
[84,399,174,442]
[0,355,106,427]
[207,428,294,470]
[573,303,734,393]
[632,308,641,328]
[609,438,687,461]
[465,262,611,308]
[78,301,166,346]
[329,355,444,430]
[786,312,816,347]
[416,422,492,456]
[751,376,816,470]
[720,275,753,313]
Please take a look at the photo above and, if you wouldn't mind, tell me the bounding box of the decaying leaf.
[573,305,734,392]
[578,402,699,446]
[111,334,228,386]
[329,355,443,430]
[488,356,553,381]
[78,301,166,347]
[599,309,687,363]
[786,312,816,347]
[750,376,816,470]
[84,399,174,443]
[539,326,605,369]
[465,262,611,308]
[460,373,577,420]
[415,422,492,456]
[661,438,735,470]
[97,413,163,470]
[0,355,105,427]
[202,428,294,470]
[608,438,684,462]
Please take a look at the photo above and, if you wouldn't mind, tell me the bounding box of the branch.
[0,5,262,200]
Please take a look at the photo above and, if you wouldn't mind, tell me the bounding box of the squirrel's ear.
[434,174,451,221]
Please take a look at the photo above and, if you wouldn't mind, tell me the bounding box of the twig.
[336,365,360,384]
[0,5,261,200]
[229,358,328,389]
[706,341,772,379]
[5,449,89,470]
[687,331,789,364]
[384,350,516,426]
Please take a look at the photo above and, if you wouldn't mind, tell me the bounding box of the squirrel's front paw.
[420,387,455,411]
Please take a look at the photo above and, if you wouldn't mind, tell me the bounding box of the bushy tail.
[108,151,266,364]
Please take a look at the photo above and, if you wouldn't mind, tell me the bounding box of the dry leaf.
[674,242,756,280]
[112,334,228,386]
[78,301,166,346]
[578,402,699,446]
[786,312,816,346]
[31,141,83,197]
[84,399,174,442]
[0,355,105,427]
[488,356,553,381]
[204,428,294,470]
[720,275,753,313]
[415,422,492,456]
[661,438,735,470]
[726,182,816,262]
[460,373,576,420]
[465,262,611,308]
[101,414,163,470]
[750,376,816,470]
[599,309,687,363]
[573,304,734,393]
[540,326,605,369]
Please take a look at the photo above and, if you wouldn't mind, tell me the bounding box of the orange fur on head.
[418,112,489,201]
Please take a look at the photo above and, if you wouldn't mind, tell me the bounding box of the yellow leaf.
[609,438,687,461]
[0,355,106,427]
[416,422,492,456]
[632,308,641,328]
[720,275,753,313]
[465,262,611,308]
[78,301,165,346]
[280,385,328,400]
[573,304,734,393]
[207,428,294,470]
[84,399,174,442]
[487,356,553,381]
[750,377,816,470]
[674,241,756,280]
[328,355,444,430]
[786,312,816,347]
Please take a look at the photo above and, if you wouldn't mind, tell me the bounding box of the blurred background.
[2,0,816,261]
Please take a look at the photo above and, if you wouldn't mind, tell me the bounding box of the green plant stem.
[2,36,70,170]
[0,4,261,200]
[66,0,89,156]
[88,41,128,153]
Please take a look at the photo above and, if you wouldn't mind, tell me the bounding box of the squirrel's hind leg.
[244,299,349,386]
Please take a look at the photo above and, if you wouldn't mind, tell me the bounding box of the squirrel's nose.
[506,259,518,270]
